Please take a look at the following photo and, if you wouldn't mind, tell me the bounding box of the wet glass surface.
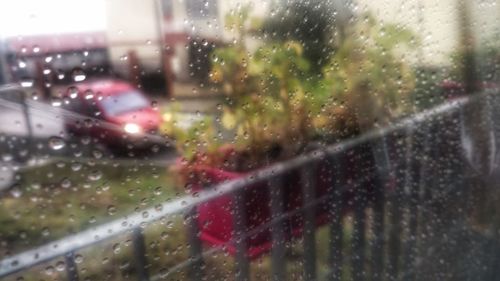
[0,0,499,280]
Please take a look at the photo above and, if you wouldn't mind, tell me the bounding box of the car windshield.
[99,91,149,116]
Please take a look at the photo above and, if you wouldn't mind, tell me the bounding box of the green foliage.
[169,9,418,167]
[261,0,341,71]
[161,103,221,162]
[322,14,417,133]
[205,5,320,162]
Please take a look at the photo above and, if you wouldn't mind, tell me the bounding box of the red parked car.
[62,79,162,148]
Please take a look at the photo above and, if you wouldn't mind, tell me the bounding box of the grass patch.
[0,160,178,255]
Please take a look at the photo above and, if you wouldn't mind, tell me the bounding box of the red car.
[62,79,162,148]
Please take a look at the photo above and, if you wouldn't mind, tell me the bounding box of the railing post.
[402,127,420,281]
[352,188,366,281]
[301,164,317,281]
[233,189,250,281]
[351,144,368,281]
[328,154,344,281]
[269,175,287,281]
[370,136,391,281]
[186,207,204,281]
[387,190,402,281]
[132,227,150,281]
[65,251,79,281]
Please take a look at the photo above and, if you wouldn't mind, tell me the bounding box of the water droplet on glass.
[113,243,121,254]
[55,261,65,271]
[20,79,34,88]
[60,178,71,188]
[51,98,62,107]
[42,227,50,236]
[74,254,84,264]
[88,170,102,181]
[2,153,13,162]
[10,186,22,198]
[154,186,162,195]
[72,69,86,82]
[107,205,116,215]
[44,266,54,275]
[151,100,158,109]
[68,87,78,99]
[48,137,65,150]
[71,162,82,171]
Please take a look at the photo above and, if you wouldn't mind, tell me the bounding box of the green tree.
[323,14,417,136]
[261,0,349,72]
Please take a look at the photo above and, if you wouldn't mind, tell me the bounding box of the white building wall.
[103,0,499,79]
[355,0,499,66]
[104,0,163,77]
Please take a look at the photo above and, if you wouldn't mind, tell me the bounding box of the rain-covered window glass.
[185,0,217,19]
[0,0,499,280]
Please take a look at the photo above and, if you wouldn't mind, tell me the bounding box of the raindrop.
[71,162,82,171]
[155,204,163,212]
[2,153,13,162]
[74,254,84,264]
[10,186,22,198]
[72,69,86,82]
[88,170,102,181]
[42,227,50,237]
[92,150,103,159]
[154,186,162,195]
[51,98,62,107]
[107,205,117,215]
[68,87,78,98]
[151,100,158,109]
[44,266,54,275]
[20,79,34,88]
[48,137,66,150]
[31,92,40,100]
[113,243,121,254]
[55,261,65,271]
[33,46,40,53]
[60,178,71,188]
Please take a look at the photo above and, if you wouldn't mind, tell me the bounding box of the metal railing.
[0,91,498,281]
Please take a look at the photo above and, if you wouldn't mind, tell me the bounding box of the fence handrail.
[0,95,471,278]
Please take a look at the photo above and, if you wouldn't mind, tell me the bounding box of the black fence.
[1,91,499,281]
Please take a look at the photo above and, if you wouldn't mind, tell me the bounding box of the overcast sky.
[0,0,106,38]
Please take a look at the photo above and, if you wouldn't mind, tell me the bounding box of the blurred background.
[0,0,499,280]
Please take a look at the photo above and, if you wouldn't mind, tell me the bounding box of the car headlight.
[123,123,142,134]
